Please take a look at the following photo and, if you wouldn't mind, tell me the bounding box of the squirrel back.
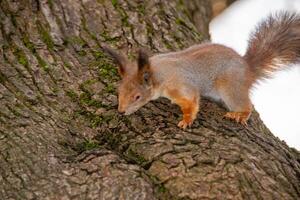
[244,12,300,81]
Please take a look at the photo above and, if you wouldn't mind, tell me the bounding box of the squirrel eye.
[143,72,150,83]
[134,94,141,101]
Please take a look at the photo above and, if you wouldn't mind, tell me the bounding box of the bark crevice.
[0,0,299,199]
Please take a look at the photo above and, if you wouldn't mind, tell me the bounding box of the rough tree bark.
[0,0,299,200]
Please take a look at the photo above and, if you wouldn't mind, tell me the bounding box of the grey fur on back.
[150,43,247,99]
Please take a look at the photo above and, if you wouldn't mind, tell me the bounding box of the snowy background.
[209,0,300,149]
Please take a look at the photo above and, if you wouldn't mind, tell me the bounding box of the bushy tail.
[244,12,300,79]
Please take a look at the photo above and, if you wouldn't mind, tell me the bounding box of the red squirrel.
[103,12,300,129]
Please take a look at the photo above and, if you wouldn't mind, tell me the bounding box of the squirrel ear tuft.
[137,49,150,71]
[102,46,126,76]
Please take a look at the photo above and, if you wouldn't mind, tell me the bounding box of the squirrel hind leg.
[215,79,252,125]
[222,94,252,125]
[223,97,252,125]
[224,111,251,125]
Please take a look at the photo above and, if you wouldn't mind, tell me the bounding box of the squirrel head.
[103,47,155,115]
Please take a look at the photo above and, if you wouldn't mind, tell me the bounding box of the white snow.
[209,0,300,149]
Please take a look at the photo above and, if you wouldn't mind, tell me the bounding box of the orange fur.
[224,111,251,125]
[167,89,199,129]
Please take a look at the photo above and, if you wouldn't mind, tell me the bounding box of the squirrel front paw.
[177,118,193,129]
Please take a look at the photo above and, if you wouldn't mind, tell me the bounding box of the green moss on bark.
[37,22,55,50]
[14,48,29,67]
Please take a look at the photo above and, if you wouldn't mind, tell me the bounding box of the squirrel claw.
[177,119,193,129]
[241,120,248,126]
[224,112,249,125]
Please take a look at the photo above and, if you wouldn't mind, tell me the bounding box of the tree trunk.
[0,0,299,199]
